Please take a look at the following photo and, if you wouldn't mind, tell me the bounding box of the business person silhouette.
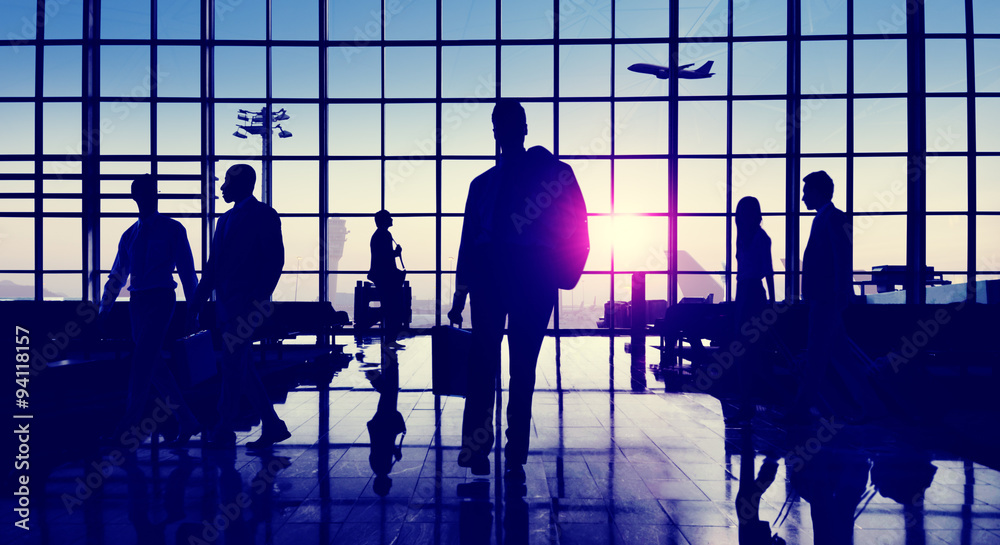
[368,209,406,349]
[98,175,201,446]
[734,196,775,422]
[736,197,775,308]
[795,171,880,421]
[192,164,289,448]
[448,99,589,485]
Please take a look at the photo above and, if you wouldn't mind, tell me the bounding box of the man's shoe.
[246,421,291,449]
[458,453,490,476]
[503,463,526,485]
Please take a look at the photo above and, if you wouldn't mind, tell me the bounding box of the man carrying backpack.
[448,100,589,486]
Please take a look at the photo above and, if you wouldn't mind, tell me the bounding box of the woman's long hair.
[735,196,763,256]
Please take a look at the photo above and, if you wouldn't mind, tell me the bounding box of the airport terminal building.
[2,1,999,544]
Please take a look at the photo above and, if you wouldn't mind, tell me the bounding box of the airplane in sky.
[628,61,715,80]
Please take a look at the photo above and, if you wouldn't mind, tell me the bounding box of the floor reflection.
[5,336,1000,545]
[366,348,406,497]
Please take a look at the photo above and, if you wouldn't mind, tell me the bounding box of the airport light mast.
[233,106,292,203]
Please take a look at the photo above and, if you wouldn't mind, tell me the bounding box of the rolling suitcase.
[431,325,471,397]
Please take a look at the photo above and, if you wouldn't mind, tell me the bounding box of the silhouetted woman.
[734,196,775,422]
[736,197,775,308]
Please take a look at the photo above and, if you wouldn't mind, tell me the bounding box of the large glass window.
[1,0,989,320]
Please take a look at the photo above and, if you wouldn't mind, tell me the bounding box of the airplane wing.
[678,63,695,69]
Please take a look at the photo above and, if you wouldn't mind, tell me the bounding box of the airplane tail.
[696,61,714,74]
[676,250,725,302]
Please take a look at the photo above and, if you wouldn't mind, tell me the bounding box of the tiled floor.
[5,336,1000,545]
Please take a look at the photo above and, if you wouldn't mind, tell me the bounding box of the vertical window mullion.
[319,0,329,304]
[965,0,977,300]
[905,0,928,303]
[203,0,216,273]
[787,0,804,302]
[725,0,734,302]
[150,0,158,186]
[435,0,443,326]
[264,0,273,204]
[667,0,679,307]
[83,0,102,302]
[553,0,561,335]
[380,3,386,210]
[607,0,616,382]
[34,0,45,301]
[845,0,855,283]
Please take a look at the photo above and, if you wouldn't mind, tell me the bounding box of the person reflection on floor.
[788,423,870,545]
[503,492,529,545]
[366,349,406,497]
[173,448,291,545]
[123,450,198,545]
[457,488,529,545]
[459,494,493,545]
[735,429,783,544]
[123,455,167,545]
[870,450,936,544]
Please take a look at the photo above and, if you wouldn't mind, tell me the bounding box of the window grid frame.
[0,0,993,315]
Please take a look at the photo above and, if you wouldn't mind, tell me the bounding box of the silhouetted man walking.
[193,164,289,448]
[99,175,202,446]
[797,170,879,420]
[448,100,589,484]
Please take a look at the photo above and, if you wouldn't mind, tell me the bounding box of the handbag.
[173,330,217,387]
[431,324,471,397]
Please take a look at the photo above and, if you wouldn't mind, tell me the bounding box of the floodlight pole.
[235,106,288,203]
[262,105,272,205]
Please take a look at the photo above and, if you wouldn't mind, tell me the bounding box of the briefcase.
[173,330,217,387]
[431,325,471,397]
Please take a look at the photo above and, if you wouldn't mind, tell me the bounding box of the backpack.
[524,146,590,290]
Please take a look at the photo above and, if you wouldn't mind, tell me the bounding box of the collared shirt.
[101,213,198,309]
[806,201,834,249]
[803,200,851,306]
[217,195,254,242]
